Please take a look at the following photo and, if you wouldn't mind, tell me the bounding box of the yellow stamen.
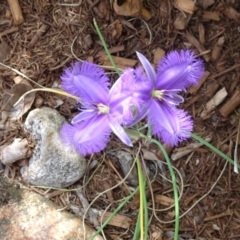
[151,90,164,100]
[97,103,109,114]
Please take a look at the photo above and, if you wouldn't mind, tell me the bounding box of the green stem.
[93,19,121,76]
[133,212,140,240]
[191,133,240,169]
[136,156,145,240]
[141,134,179,240]
[90,188,139,240]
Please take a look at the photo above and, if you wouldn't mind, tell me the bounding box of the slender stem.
[191,133,240,169]
[90,188,139,240]
[93,18,121,76]
[133,212,140,240]
[136,156,144,240]
[141,134,179,240]
[143,175,148,240]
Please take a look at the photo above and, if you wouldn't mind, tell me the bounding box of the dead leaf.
[113,0,141,17]
[1,83,35,121]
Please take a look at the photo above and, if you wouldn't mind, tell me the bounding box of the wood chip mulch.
[1,0,240,239]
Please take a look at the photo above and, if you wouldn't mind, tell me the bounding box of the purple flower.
[122,50,204,146]
[60,61,134,156]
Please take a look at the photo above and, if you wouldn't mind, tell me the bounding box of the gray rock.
[0,174,103,240]
[116,150,138,187]
[0,162,4,171]
[21,107,86,188]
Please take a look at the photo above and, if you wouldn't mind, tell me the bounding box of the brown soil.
[1,0,240,239]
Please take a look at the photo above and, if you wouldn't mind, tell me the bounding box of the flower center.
[151,89,165,100]
[97,103,109,114]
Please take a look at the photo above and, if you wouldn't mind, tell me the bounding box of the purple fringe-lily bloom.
[121,50,204,146]
[60,61,134,156]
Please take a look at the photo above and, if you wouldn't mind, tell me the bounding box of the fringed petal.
[147,100,193,146]
[156,50,204,90]
[61,61,109,103]
[60,115,111,156]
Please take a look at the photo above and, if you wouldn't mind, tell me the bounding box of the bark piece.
[211,36,225,62]
[218,3,240,24]
[96,45,125,57]
[174,12,191,30]
[155,195,174,206]
[200,87,228,119]
[219,89,240,118]
[199,10,221,21]
[205,82,219,98]
[174,0,197,14]
[185,31,210,62]
[0,26,19,37]
[28,24,50,48]
[98,54,137,70]
[0,138,28,165]
[159,1,168,18]
[201,0,215,9]
[198,23,205,44]
[86,0,104,19]
[0,41,11,62]
[153,47,165,66]
[99,212,132,228]
[188,71,210,94]
[7,0,24,24]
